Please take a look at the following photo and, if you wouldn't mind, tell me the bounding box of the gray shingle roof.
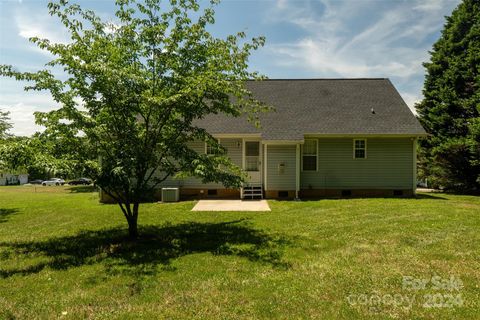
[195,79,426,141]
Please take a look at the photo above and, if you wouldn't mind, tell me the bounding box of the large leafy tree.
[1,0,266,238]
[416,0,480,191]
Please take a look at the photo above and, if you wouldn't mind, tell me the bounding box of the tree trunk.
[127,202,140,239]
[127,216,138,239]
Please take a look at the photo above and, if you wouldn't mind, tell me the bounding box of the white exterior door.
[244,141,262,184]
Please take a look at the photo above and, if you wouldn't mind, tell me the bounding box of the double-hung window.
[302,139,318,171]
[354,139,367,159]
[206,139,219,155]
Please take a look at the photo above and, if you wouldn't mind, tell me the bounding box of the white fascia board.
[304,133,428,138]
[262,140,304,145]
[212,133,261,139]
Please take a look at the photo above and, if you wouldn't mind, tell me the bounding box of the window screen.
[245,142,259,171]
[354,139,366,159]
[302,139,317,171]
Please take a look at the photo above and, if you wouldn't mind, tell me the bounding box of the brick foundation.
[180,188,240,200]
[99,188,240,203]
[264,190,296,199]
[299,188,414,198]
[100,187,415,203]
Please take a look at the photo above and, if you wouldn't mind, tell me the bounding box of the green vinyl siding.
[301,138,413,189]
[266,145,296,190]
[157,138,243,189]
[222,139,243,167]
[154,137,414,192]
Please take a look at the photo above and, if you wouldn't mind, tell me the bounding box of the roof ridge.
[247,78,389,81]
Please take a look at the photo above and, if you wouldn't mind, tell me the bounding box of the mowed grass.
[0,186,479,319]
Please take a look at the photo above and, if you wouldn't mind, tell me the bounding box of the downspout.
[413,137,417,196]
[241,138,245,199]
[264,144,268,192]
[296,143,300,200]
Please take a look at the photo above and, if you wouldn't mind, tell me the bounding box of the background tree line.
[0,109,98,180]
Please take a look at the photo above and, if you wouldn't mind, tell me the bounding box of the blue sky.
[0,0,460,136]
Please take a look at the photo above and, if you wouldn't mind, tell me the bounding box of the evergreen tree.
[416,0,480,191]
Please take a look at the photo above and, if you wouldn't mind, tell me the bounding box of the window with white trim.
[206,139,219,155]
[354,139,366,159]
[302,139,317,171]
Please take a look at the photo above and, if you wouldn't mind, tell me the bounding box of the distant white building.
[0,173,29,186]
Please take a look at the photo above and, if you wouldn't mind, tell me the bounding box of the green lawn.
[0,186,479,319]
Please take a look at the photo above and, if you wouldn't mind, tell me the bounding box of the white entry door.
[244,141,262,184]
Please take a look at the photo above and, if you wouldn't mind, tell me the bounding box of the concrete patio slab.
[192,199,271,211]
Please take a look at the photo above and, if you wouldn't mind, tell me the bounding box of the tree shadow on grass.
[67,185,97,193]
[0,219,291,278]
[0,208,19,223]
[298,193,448,201]
[414,193,448,200]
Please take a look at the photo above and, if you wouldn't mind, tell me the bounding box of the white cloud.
[275,0,288,10]
[267,0,448,78]
[1,3,108,135]
[400,92,422,114]
[15,10,69,44]
[104,22,121,35]
[269,38,423,79]
[1,102,44,136]
[0,91,59,136]
[264,0,460,110]
[413,0,452,12]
